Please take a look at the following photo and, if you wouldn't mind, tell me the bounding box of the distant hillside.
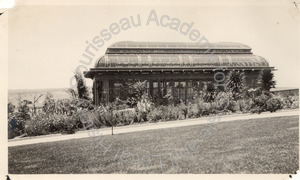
[8,87,92,107]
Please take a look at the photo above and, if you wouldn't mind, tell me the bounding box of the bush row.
[8,93,299,138]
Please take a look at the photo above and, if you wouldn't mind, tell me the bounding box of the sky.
[7,3,300,90]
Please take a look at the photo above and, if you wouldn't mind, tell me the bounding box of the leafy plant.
[226,71,246,100]
[212,91,233,113]
[146,107,163,122]
[132,81,147,100]
[8,103,19,139]
[24,111,81,136]
[178,101,189,119]
[257,69,276,92]
[282,95,299,109]
[125,81,150,107]
[114,109,136,125]
[14,100,32,134]
[251,92,268,113]
[8,103,15,116]
[265,96,283,112]
[237,99,254,113]
[74,71,90,100]
[42,92,56,113]
[67,88,78,99]
[202,81,217,102]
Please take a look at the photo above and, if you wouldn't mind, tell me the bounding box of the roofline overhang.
[84,66,275,79]
[107,47,252,50]
[108,41,252,50]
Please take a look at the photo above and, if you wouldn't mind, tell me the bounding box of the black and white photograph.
[1,0,300,179]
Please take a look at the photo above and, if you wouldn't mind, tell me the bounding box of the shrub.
[199,101,212,116]
[136,108,148,122]
[77,109,96,129]
[114,109,136,125]
[55,98,79,115]
[151,105,182,121]
[146,107,163,122]
[42,92,56,114]
[91,105,114,127]
[160,106,171,120]
[282,95,299,109]
[113,98,129,110]
[237,99,254,113]
[88,99,133,128]
[178,101,189,119]
[290,96,299,109]
[24,112,81,136]
[226,100,239,113]
[73,98,94,110]
[168,105,183,120]
[8,103,20,139]
[63,112,82,133]
[25,112,51,136]
[187,103,200,118]
[8,116,24,139]
[190,99,212,117]
[212,91,233,113]
[9,100,32,137]
[251,92,270,113]
[136,97,151,122]
[265,96,283,112]
[250,93,287,113]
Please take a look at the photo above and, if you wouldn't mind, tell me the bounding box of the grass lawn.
[8,115,299,174]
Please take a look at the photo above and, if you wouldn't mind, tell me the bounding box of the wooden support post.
[171,80,175,97]
[93,80,98,105]
[149,79,153,98]
[109,80,114,102]
[185,80,188,104]
[158,79,161,99]
[103,80,109,104]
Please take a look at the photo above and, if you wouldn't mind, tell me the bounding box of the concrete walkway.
[8,109,299,147]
